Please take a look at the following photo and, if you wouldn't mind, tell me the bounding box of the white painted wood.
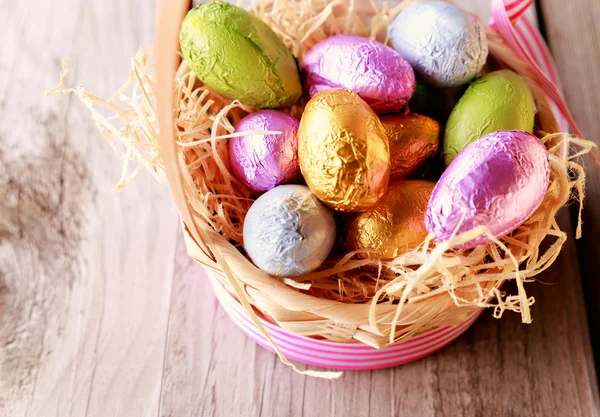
[0,0,178,416]
[1,0,598,416]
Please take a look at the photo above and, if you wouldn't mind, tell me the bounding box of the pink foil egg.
[229,110,300,192]
[301,34,416,114]
[425,130,550,248]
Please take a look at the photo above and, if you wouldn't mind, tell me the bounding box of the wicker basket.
[148,0,591,374]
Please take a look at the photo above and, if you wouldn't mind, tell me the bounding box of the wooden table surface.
[1,0,599,416]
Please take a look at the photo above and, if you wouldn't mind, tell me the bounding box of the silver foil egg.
[243,184,336,277]
[389,1,488,88]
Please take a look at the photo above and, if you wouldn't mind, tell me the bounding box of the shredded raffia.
[47,50,164,191]
[48,0,596,356]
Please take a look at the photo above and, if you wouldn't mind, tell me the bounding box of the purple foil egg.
[425,130,550,248]
[229,110,300,192]
[302,34,416,114]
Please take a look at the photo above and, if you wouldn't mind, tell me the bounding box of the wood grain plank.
[161,215,599,417]
[2,0,597,416]
[0,0,179,415]
[538,0,600,381]
[159,1,600,417]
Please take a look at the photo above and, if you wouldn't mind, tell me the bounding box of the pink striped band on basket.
[209,0,566,371]
[210,275,483,370]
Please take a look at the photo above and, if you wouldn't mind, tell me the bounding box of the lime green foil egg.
[443,69,535,166]
[179,2,302,108]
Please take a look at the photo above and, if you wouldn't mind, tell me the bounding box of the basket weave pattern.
[156,0,592,351]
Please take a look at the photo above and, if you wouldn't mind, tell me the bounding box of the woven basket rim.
[155,0,585,350]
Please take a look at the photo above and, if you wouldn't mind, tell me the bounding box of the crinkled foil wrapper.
[180,2,302,108]
[229,110,300,192]
[426,131,550,249]
[443,69,535,166]
[380,113,440,180]
[243,185,336,277]
[302,35,416,114]
[298,89,390,212]
[389,1,488,88]
[344,181,434,259]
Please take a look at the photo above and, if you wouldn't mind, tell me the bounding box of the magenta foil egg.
[301,34,416,114]
[229,110,300,192]
[425,130,550,248]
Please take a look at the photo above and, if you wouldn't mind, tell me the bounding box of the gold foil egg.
[298,89,391,212]
[380,113,441,180]
[344,180,435,259]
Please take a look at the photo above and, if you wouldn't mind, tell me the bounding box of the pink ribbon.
[490,0,534,24]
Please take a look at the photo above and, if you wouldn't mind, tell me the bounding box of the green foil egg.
[443,70,535,166]
[179,2,302,108]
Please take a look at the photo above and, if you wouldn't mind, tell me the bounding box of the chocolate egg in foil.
[426,131,550,249]
[443,70,535,166]
[380,113,441,180]
[302,35,416,114]
[344,180,435,259]
[298,89,391,212]
[229,110,300,192]
[389,1,488,88]
[180,2,302,108]
[243,185,336,277]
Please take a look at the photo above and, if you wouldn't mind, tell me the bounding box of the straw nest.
[49,0,595,372]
